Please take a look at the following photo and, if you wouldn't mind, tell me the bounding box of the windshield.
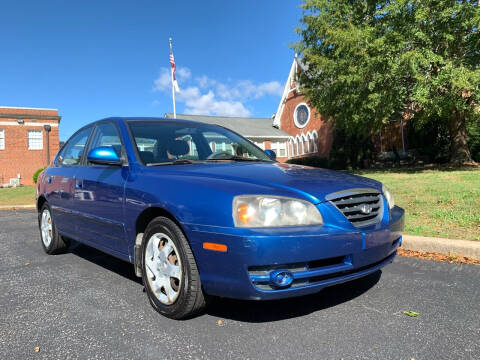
[128,120,274,165]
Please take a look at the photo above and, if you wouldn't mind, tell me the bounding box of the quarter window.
[58,127,92,166]
[27,130,43,150]
[0,129,4,150]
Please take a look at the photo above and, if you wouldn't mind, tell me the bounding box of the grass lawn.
[0,186,36,206]
[356,167,480,241]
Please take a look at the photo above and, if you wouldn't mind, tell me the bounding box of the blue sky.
[0,1,302,140]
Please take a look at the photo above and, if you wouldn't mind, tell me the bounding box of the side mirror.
[87,147,123,166]
[264,149,277,160]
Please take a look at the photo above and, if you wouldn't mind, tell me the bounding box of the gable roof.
[164,113,291,138]
[272,54,306,128]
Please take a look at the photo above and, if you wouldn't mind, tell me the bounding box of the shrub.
[33,167,46,184]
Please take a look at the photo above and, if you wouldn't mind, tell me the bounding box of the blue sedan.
[37,117,404,319]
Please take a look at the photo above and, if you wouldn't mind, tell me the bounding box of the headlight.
[233,195,323,227]
[382,185,395,210]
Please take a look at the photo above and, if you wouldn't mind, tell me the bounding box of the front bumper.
[183,205,404,300]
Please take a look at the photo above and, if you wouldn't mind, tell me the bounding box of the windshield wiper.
[147,159,196,166]
[205,156,271,162]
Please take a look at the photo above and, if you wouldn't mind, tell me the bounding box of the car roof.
[100,117,217,127]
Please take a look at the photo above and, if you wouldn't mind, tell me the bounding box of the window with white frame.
[270,141,287,157]
[28,130,43,150]
[0,129,4,150]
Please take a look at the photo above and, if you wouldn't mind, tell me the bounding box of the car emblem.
[360,204,372,214]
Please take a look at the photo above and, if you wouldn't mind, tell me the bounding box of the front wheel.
[141,216,205,319]
[38,203,69,254]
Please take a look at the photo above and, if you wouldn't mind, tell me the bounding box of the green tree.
[296,0,480,163]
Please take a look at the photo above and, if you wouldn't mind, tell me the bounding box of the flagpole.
[169,37,176,118]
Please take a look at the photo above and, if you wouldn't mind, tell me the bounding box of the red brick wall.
[279,91,333,159]
[0,108,60,186]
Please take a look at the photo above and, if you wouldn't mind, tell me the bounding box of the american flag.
[169,42,180,92]
[169,52,176,80]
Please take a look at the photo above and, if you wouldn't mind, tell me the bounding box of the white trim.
[0,106,58,111]
[294,103,311,129]
[0,121,58,127]
[273,56,299,128]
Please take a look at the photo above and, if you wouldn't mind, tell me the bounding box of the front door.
[72,122,128,255]
[46,126,93,237]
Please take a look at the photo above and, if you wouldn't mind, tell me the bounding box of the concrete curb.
[402,235,480,260]
[0,204,36,210]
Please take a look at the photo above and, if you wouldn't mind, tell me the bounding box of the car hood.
[145,162,381,204]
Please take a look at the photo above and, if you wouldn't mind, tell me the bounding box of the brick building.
[0,107,61,186]
[272,56,334,160]
[165,56,335,162]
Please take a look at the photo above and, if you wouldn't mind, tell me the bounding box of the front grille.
[328,189,383,227]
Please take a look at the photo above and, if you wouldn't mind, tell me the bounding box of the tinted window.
[87,123,122,165]
[58,127,92,166]
[128,121,272,165]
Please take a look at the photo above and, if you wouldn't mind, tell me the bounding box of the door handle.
[75,180,83,189]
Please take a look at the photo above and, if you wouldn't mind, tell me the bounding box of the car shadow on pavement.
[66,240,381,322]
[205,271,382,323]
[68,240,142,285]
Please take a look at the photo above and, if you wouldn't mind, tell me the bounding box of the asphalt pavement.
[0,210,479,360]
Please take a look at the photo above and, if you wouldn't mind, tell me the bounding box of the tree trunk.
[449,111,472,163]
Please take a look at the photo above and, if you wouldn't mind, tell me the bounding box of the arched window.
[312,131,318,153]
[289,138,294,158]
[303,135,309,154]
[308,133,314,153]
[295,136,300,156]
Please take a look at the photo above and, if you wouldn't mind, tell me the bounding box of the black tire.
[38,203,69,254]
[141,216,205,319]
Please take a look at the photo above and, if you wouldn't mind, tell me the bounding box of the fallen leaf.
[122,333,125,336]
[402,310,419,317]
[216,319,223,326]
[25,262,30,266]
[34,347,40,353]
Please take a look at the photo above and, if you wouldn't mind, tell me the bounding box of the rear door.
[72,121,129,254]
[46,126,93,237]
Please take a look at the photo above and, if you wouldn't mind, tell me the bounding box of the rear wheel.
[38,203,69,254]
[142,216,205,319]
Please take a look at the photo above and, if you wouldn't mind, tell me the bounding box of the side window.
[87,123,122,165]
[58,127,92,166]
[0,129,4,150]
